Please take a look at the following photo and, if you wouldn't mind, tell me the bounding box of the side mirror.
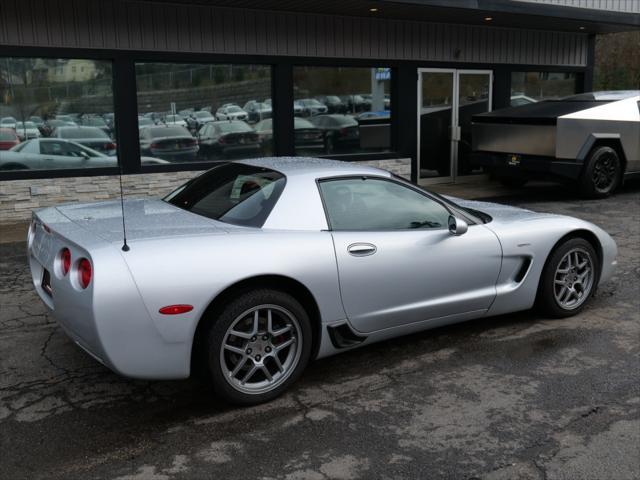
[448,215,468,236]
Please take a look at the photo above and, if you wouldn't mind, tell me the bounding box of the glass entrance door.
[456,71,492,177]
[418,69,455,181]
[418,69,493,183]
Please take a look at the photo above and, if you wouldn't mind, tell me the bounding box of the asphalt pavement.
[1,180,639,480]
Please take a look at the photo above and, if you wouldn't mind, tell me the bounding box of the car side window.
[40,141,65,156]
[319,177,451,231]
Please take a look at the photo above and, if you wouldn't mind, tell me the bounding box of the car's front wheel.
[537,237,598,318]
[206,289,312,405]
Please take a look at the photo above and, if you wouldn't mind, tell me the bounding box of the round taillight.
[61,248,71,276]
[78,258,92,289]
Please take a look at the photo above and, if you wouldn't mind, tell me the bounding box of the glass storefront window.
[135,63,271,163]
[0,57,117,171]
[293,66,392,155]
[510,72,577,106]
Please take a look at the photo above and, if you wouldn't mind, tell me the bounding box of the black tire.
[579,146,621,199]
[497,176,528,188]
[205,288,312,406]
[536,237,599,318]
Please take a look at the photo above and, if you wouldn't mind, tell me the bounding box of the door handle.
[347,243,377,257]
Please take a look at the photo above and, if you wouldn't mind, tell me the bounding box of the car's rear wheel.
[206,289,312,405]
[579,146,621,198]
[537,237,598,318]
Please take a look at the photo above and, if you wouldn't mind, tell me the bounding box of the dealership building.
[0,0,638,225]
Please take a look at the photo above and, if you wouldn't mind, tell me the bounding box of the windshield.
[164,163,286,227]
[195,112,213,118]
[227,106,242,113]
[58,127,108,139]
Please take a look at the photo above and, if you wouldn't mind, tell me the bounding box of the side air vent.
[514,257,532,283]
[327,323,367,349]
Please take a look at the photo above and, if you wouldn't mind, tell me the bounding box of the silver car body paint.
[28,157,618,379]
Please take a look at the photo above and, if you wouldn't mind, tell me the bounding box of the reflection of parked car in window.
[297,99,328,117]
[315,95,347,114]
[341,94,369,113]
[161,114,189,128]
[254,117,324,155]
[1,138,115,170]
[198,120,260,159]
[139,125,198,162]
[138,117,155,130]
[0,117,17,130]
[243,101,273,123]
[11,138,168,168]
[79,116,111,135]
[42,119,73,137]
[187,111,216,131]
[0,138,166,170]
[55,114,77,124]
[215,105,249,121]
[0,128,20,150]
[15,121,41,140]
[29,116,46,134]
[52,126,117,156]
[264,98,304,116]
[310,114,359,153]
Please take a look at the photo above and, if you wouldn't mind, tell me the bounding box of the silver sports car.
[28,158,617,405]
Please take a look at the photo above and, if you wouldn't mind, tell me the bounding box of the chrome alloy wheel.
[220,304,302,395]
[553,247,595,310]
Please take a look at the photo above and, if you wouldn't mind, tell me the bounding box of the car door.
[318,176,502,334]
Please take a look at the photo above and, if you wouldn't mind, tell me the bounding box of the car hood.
[54,198,230,244]
[447,196,558,223]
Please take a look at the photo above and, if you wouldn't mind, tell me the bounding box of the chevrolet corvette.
[28,158,617,404]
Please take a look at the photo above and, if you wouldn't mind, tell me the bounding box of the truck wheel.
[579,146,621,199]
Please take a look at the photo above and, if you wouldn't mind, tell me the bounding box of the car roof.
[239,156,391,179]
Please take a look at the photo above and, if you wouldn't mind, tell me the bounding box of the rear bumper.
[27,211,192,380]
[471,152,583,181]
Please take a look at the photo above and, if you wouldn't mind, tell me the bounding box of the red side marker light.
[159,305,194,315]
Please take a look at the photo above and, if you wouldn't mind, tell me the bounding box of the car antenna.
[118,166,130,252]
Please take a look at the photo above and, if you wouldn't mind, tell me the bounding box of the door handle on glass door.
[347,243,377,257]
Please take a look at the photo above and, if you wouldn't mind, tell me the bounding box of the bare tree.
[594,31,640,90]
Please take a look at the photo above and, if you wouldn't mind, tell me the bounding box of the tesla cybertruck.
[472,91,639,197]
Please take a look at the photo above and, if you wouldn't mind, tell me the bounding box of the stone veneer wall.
[0,158,411,226]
